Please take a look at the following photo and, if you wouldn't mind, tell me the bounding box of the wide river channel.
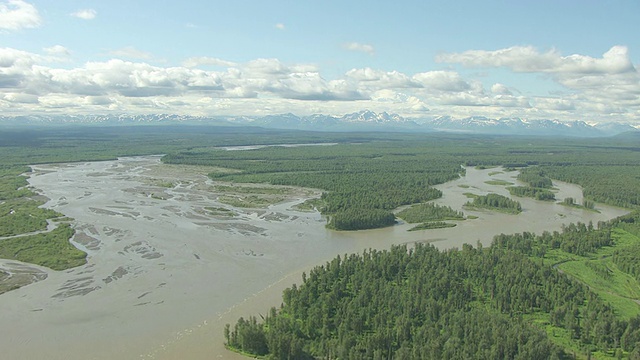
[0,155,629,360]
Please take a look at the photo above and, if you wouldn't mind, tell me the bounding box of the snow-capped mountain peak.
[341,110,406,123]
[0,111,637,137]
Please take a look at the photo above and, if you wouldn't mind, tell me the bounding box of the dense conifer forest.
[227,212,640,359]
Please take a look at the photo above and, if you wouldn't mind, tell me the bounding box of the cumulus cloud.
[560,71,640,94]
[225,59,364,101]
[2,92,37,103]
[183,57,236,68]
[371,90,430,112]
[1,45,638,122]
[346,68,420,89]
[0,48,364,103]
[280,76,365,101]
[71,9,96,20]
[38,94,83,108]
[342,42,375,55]
[86,95,112,105]
[0,47,39,68]
[243,58,291,75]
[43,45,70,56]
[108,46,153,60]
[534,97,575,111]
[413,71,471,92]
[0,0,41,30]
[275,23,285,30]
[491,83,512,95]
[437,45,640,119]
[437,45,635,75]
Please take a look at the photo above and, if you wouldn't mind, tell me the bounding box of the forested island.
[464,193,523,214]
[396,203,464,231]
[508,167,557,201]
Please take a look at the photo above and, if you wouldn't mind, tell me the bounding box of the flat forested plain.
[163,130,640,230]
[1,125,640,358]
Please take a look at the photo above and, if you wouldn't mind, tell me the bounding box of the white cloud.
[275,23,285,30]
[0,47,38,68]
[559,71,640,94]
[183,56,236,68]
[371,90,430,112]
[346,68,419,88]
[38,94,85,108]
[534,97,575,111]
[491,83,512,95]
[342,42,375,55]
[413,71,471,92]
[71,9,97,20]
[285,76,365,101]
[108,46,153,60]
[1,45,639,123]
[437,45,635,75]
[0,50,357,102]
[437,92,491,107]
[244,58,290,75]
[0,0,41,30]
[218,58,363,101]
[436,45,640,120]
[493,95,531,108]
[86,95,112,106]
[43,45,70,57]
[2,92,37,103]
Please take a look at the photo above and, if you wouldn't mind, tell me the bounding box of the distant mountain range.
[1,111,638,137]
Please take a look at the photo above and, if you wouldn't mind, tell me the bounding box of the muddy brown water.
[0,156,629,360]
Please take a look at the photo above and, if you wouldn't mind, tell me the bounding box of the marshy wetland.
[0,154,628,360]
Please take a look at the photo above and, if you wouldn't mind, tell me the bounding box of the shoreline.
[151,266,309,360]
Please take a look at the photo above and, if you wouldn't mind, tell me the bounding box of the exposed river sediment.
[0,156,629,360]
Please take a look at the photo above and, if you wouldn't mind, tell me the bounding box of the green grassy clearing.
[0,224,86,271]
[559,259,640,319]
[548,229,640,320]
[0,199,63,237]
[523,313,588,359]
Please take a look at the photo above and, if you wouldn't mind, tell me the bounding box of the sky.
[0,0,639,123]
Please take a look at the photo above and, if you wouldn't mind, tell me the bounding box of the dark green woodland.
[227,213,640,360]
